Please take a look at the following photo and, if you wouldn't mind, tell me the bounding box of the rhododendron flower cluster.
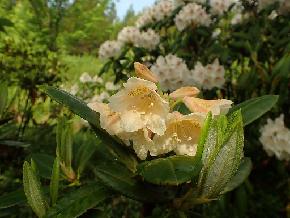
[259,114,290,160]
[88,63,233,160]
[98,40,123,60]
[174,3,211,31]
[150,54,192,91]
[191,59,226,90]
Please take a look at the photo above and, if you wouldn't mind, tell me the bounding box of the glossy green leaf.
[94,144,175,203]
[221,157,252,194]
[23,161,47,218]
[200,111,244,198]
[50,157,60,206]
[229,95,278,126]
[40,86,100,127]
[45,183,110,218]
[272,54,290,79]
[137,155,201,185]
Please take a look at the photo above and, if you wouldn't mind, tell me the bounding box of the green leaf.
[31,153,55,179]
[221,157,252,194]
[272,54,290,79]
[0,140,30,148]
[23,161,47,218]
[94,144,175,203]
[199,111,244,198]
[40,86,100,127]
[50,157,60,206]
[137,156,201,185]
[45,183,110,218]
[229,95,278,126]
[0,82,8,116]
[0,190,26,209]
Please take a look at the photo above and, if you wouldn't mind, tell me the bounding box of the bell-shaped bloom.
[87,101,123,136]
[109,77,169,135]
[169,86,200,99]
[183,97,233,116]
[152,112,205,157]
[134,62,158,83]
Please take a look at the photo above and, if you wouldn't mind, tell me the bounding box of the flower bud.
[134,62,158,83]
[183,97,233,116]
[169,86,200,99]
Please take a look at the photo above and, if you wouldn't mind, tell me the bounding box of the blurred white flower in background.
[136,0,176,28]
[92,75,104,84]
[268,10,278,19]
[191,58,225,90]
[210,0,238,15]
[259,114,290,161]
[98,40,123,60]
[117,26,141,45]
[69,84,79,96]
[231,12,250,25]
[89,92,110,103]
[212,28,221,38]
[150,54,192,91]
[105,82,121,91]
[174,3,211,31]
[79,72,93,83]
[137,29,160,50]
[136,8,154,28]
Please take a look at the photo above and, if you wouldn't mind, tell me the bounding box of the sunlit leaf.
[221,157,252,194]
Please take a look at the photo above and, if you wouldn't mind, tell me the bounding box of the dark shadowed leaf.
[45,183,110,218]
[229,95,278,126]
[137,156,201,185]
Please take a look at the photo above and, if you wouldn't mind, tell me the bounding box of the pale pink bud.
[134,62,158,83]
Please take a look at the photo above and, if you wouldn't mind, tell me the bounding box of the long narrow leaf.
[23,161,47,218]
[50,157,60,206]
[229,95,278,126]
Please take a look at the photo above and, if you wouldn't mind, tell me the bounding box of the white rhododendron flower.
[191,59,226,90]
[98,40,123,60]
[183,97,233,116]
[137,29,160,50]
[174,3,211,31]
[117,26,141,45]
[150,54,192,91]
[109,77,169,135]
[152,112,205,157]
[92,75,103,84]
[210,0,238,15]
[136,8,154,28]
[231,12,250,25]
[105,82,121,91]
[152,0,175,21]
[90,92,110,103]
[259,114,290,161]
[79,72,93,83]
